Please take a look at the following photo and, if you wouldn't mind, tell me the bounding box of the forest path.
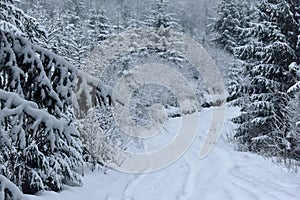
[30,106,300,200]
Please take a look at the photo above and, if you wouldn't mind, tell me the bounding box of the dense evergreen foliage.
[3,0,300,198]
[0,30,83,195]
[210,0,253,52]
[213,0,300,161]
[0,0,83,196]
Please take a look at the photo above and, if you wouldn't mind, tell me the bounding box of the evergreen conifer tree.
[233,0,299,159]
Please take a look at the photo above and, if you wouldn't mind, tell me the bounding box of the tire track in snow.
[33,106,300,200]
[175,157,193,200]
[123,174,141,199]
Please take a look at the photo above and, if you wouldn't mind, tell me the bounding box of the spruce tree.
[210,0,253,53]
[58,0,88,69]
[287,65,300,159]
[86,9,111,49]
[233,0,299,159]
[0,1,83,195]
[0,0,46,44]
[0,31,82,193]
[144,0,180,30]
[0,30,83,194]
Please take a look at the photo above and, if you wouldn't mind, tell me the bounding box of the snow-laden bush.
[0,175,29,200]
[77,107,119,172]
[149,104,168,125]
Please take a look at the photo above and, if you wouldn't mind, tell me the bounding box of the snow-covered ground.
[28,106,300,200]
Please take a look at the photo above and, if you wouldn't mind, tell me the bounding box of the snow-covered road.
[30,106,300,200]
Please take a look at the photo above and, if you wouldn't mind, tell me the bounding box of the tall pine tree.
[210,0,253,53]
[144,0,180,30]
[0,30,83,195]
[0,0,46,44]
[233,0,300,159]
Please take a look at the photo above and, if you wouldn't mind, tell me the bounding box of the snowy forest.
[1,0,300,199]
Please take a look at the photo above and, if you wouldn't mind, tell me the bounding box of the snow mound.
[180,99,198,115]
[149,104,168,125]
[0,175,29,200]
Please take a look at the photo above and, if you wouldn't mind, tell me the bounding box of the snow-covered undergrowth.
[85,26,225,108]
[27,105,300,200]
[0,175,29,200]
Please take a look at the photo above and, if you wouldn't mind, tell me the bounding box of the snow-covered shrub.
[149,104,168,125]
[180,99,198,115]
[77,107,118,172]
[165,106,181,118]
[95,47,204,125]
[0,175,29,200]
